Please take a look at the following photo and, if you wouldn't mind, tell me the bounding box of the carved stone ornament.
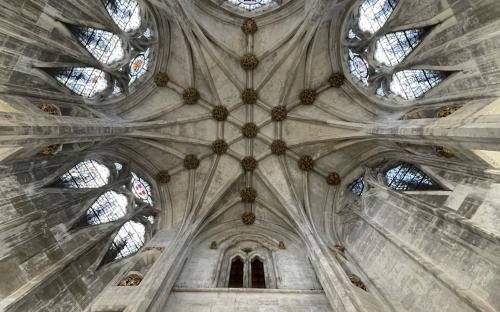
[349,275,367,291]
[118,273,143,286]
[212,105,229,121]
[183,87,200,105]
[334,245,346,253]
[240,53,259,71]
[271,140,287,155]
[271,105,287,122]
[157,171,171,184]
[278,241,286,250]
[329,73,345,88]
[39,144,61,156]
[241,156,258,171]
[242,212,256,225]
[436,146,455,158]
[210,241,218,250]
[240,187,257,203]
[242,88,258,105]
[143,246,165,252]
[241,18,258,35]
[435,106,458,118]
[184,154,200,170]
[298,155,314,171]
[212,140,228,155]
[242,123,259,138]
[299,88,317,106]
[37,103,59,115]
[326,172,341,186]
[154,72,169,87]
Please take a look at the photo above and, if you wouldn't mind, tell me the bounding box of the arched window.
[129,49,150,85]
[251,258,266,288]
[86,191,128,225]
[349,176,365,196]
[73,27,124,65]
[226,0,276,11]
[374,29,424,66]
[385,162,442,191]
[103,0,142,32]
[228,257,244,288]
[106,220,146,261]
[131,172,153,206]
[59,159,110,188]
[54,67,109,98]
[344,0,448,101]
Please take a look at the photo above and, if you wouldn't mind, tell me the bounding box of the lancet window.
[385,162,442,191]
[56,159,156,264]
[51,0,154,99]
[344,0,448,101]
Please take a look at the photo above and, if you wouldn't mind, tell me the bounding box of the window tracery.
[385,162,442,191]
[51,0,154,99]
[349,176,365,196]
[344,0,448,101]
[56,160,156,263]
[226,0,276,11]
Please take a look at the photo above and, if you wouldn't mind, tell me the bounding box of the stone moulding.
[436,146,454,158]
[39,144,62,156]
[326,172,341,185]
[242,88,258,105]
[241,156,258,171]
[329,73,345,88]
[298,155,314,171]
[271,140,287,155]
[212,140,229,155]
[278,241,286,249]
[334,245,346,253]
[240,187,257,203]
[184,154,200,170]
[154,72,169,87]
[37,103,60,115]
[435,106,457,118]
[240,53,259,71]
[299,88,317,106]
[349,275,367,291]
[157,171,171,184]
[118,273,143,286]
[212,105,229,121]
[183,87,200,105]
[242,212,256,225]
[210,241,218,249]
[241,18,258,34]
[242,123,259,138]
[271,105,287,122]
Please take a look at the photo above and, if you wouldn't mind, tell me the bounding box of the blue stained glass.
[104,0,141,32]
[359,0,399,34]
[109,220,145,259]
[227,0,276,11]
[349,176,365,196]
[74,27,124,65]
[86,191,128,225]
[60,160,110,188]
[385,162,441,191]
[348,50,369,86]
[390,70,444,100]
[55,67,109,97]
[375,29,424,66]
[129,49,150,85]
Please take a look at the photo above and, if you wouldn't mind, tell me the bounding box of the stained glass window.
[358,0,399,33]
[55,67,109,97]
[226,0,276,11]
[390,70,444,100]
[131,172,153,205]
[74,27,124,65]
[348,50,369,86]
[103,0,141,32]
[129,49,150,85]
[108,220,145,259]
[385,162,442,191]
[374,29,423,66]
[86,191,128,225]
[349,176,365,196]
[60,160,110,188]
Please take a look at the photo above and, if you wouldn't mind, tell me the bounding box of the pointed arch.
[374,29,424,66]
[103,0,142,33]
[390,69,446,100]
[228,256,245,288]
[72,26,125,65]
[103,220,146,263]
[86,191,128,225]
